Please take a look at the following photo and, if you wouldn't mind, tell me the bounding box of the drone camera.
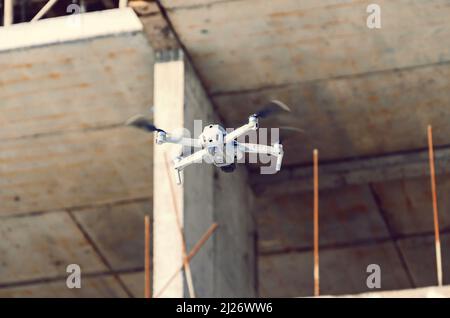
[249,115,258,130]
[155,131,166,145]
[220,163,236,173]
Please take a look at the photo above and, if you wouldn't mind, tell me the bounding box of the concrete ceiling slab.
[163,0,450,93]
[158,0,450,165]
[72,201,152,272]
[0,212,106,285]
[372,175,450,236]
[0,276,128,297]
[259,241,412,297]
[397,233,450,287]
[256,185,389,253]
[0,127,153,216]
[120,271,145,298]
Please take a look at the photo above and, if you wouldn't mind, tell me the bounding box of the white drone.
[126,100,294,185]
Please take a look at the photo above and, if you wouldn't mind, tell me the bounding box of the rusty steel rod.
[313,149,320,297]
[428,125,443,286]
[144,215,151,298]
[163,153,196,298]
[154,223,219,298]
[187,223,218,260]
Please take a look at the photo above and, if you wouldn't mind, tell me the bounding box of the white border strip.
[0,8,143,52]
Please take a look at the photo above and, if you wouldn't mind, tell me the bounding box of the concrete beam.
[0,8,142,52]
[137,3,180,51]
[153,49,255,297]
[251,146,450,196]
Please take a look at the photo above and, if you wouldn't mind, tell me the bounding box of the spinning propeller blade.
[253,100,291,119]
[278,126,305,143]
[280,126,305,134]
[125,114,166,133]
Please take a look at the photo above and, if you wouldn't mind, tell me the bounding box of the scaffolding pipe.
[4,0,14,26]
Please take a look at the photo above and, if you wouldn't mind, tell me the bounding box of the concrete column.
[153,49,256,297]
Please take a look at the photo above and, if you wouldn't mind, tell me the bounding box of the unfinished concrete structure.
[1,0,450,297]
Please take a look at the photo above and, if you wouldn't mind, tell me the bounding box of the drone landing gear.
[220,163,236,173]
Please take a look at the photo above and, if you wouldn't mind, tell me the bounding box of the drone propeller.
[278,126,305,144]
[253,100,291,119]
[125,114,166,133]
[280,126,305,134]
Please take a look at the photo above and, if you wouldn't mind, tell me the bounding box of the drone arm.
[156,132,201,148]
[167,136,201,148]
[237,143,273,154]
[173,148,209,171]
[275,145,284,171]
[237,142,284,171]
[224,116,258,143]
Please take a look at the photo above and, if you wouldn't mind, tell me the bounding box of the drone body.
[127,100,290,185]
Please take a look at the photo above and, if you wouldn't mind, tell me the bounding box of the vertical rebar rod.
[428,125,443,286]
[313,149,320,296]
